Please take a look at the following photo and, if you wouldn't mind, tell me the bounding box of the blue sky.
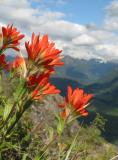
[1,0,118,61]
[31,0,112,25]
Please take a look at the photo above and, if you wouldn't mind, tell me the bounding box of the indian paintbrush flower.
[59,85,93,120]
[27,73,60,100]
[6,53,27,77]
[25,33,64,74]
[1,24,24,52]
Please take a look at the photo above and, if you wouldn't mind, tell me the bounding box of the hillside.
[30,95,118,159]
[51,56,118,116]
[50,74,118,145]
[54,55,118,84]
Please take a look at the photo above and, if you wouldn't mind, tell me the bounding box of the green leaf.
[3,101,13,122]
[55,113,65,135]
[13,79,26,102]
[47,127,54,142]
[22,153,28,160]
[34,154,42,160]
[64,131,79,160]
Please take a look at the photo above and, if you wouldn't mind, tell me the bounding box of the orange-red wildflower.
[1,24,24,51]
[59,85,93,119]
[6,55,25,69]
[6,55,27,77]
[25,33,64,73]
[27,73,60,100]
[12,56,26,69]
[0,54,7,68]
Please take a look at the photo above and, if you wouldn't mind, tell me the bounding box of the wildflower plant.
[0,24,93,159]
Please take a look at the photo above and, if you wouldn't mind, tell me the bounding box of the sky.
[33,0,109,25]
[0,0,118,62]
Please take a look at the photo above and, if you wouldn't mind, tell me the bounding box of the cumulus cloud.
[104,0,118,31]
[95,44,118,61]
[72,34,98,46]
[0,0,86,37]
[0,0,118,62]
[105,0,118,17]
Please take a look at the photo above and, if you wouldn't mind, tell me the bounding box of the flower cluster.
[0,24,25,69]
[0,24,93,132]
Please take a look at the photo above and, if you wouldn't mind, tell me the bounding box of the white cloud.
[0,0,118,62]
[32,20,87,40]
[0,0,86,37]
[104,0,118,31]
[95,44,118,61]
[105,0,118,17]
[72,34,98,46]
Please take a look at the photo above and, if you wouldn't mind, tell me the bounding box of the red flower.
[27,73,49,88]
[6,55,25,69]
[0,54,7,68]
[1,24,24,51]
[27,73,60,100]
[25,33,64,73]
[12,56,26,68]
[6,55,27,77]
[59,85,93,119]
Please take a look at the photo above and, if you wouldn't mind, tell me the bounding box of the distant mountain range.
[51,55,118,115]
[7,54,118,116]
[54,55,118,85]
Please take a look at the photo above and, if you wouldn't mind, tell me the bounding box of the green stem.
[0,81,27,131]
[5,99,33,136]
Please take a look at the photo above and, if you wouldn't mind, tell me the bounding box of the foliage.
[0,109,117,160]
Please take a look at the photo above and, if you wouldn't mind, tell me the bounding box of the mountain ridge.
[54,55,118,84]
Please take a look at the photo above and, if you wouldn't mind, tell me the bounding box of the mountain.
[51,75,118,115]
[54,55,118,84]
[51,55,118,116]
[6,55,118,116]
[50,77,83,96]
[6,55,118,85]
